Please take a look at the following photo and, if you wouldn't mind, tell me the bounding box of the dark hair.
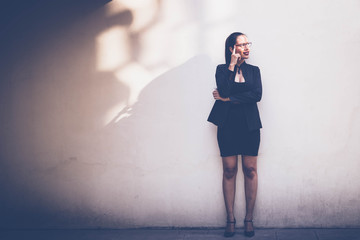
[225,32,245,65]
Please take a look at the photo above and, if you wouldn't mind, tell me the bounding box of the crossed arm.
[212,65,262,103]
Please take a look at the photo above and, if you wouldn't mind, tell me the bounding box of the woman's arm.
[215,65,234,98]
[213,45,242,101]
[214,66,262,103]
[228,67,262,103]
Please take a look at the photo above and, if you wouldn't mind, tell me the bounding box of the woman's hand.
[213,89,230,102]
[229,45,241,71]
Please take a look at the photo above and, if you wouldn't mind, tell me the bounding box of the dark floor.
[1,228,360,240]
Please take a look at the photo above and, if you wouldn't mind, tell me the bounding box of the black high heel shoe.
[224,218,236,237]
[244,219,255,237]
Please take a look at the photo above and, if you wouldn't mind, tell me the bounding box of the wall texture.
[1,0,360,229]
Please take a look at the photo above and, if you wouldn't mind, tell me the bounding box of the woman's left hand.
[213,89,230,102]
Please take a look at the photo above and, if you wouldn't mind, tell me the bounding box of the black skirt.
[217,103,260,157]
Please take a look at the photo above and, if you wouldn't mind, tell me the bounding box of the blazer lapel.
[241,62,252,84]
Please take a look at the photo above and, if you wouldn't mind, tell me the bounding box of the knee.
[223,167,238,179]
[243,166,257,179]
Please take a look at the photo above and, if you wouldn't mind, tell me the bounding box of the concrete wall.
[1,0,360,228]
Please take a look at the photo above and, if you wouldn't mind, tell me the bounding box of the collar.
[239,61,247,69]
[235,61,247,73]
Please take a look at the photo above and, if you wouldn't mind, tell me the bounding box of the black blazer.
[207,62,262,131]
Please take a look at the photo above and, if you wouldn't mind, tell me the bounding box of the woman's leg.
[241,155,258,231]
[222,155,238,232]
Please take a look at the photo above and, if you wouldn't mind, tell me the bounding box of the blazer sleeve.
[229,67,262,103]
[215,65,234,98]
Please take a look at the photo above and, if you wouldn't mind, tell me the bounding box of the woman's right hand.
[213,89,230,102]
[229,45,241,71]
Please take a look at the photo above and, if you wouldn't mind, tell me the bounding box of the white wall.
[1,0,360,228]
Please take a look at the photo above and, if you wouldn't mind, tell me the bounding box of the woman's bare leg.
[222,155,238,232]
[241,155,258,232]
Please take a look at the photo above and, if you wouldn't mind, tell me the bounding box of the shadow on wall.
[0,0,218,228]
[107,55,216,166]
[101,55,219,227]
[0,0,133,228]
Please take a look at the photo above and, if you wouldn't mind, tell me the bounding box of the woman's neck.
[236,59,245,67]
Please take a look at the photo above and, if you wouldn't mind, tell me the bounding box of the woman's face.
[230,35,251,60]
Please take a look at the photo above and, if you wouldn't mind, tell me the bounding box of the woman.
[207,32,262,238]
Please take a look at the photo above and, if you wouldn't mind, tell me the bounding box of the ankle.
[227,214,235,221]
